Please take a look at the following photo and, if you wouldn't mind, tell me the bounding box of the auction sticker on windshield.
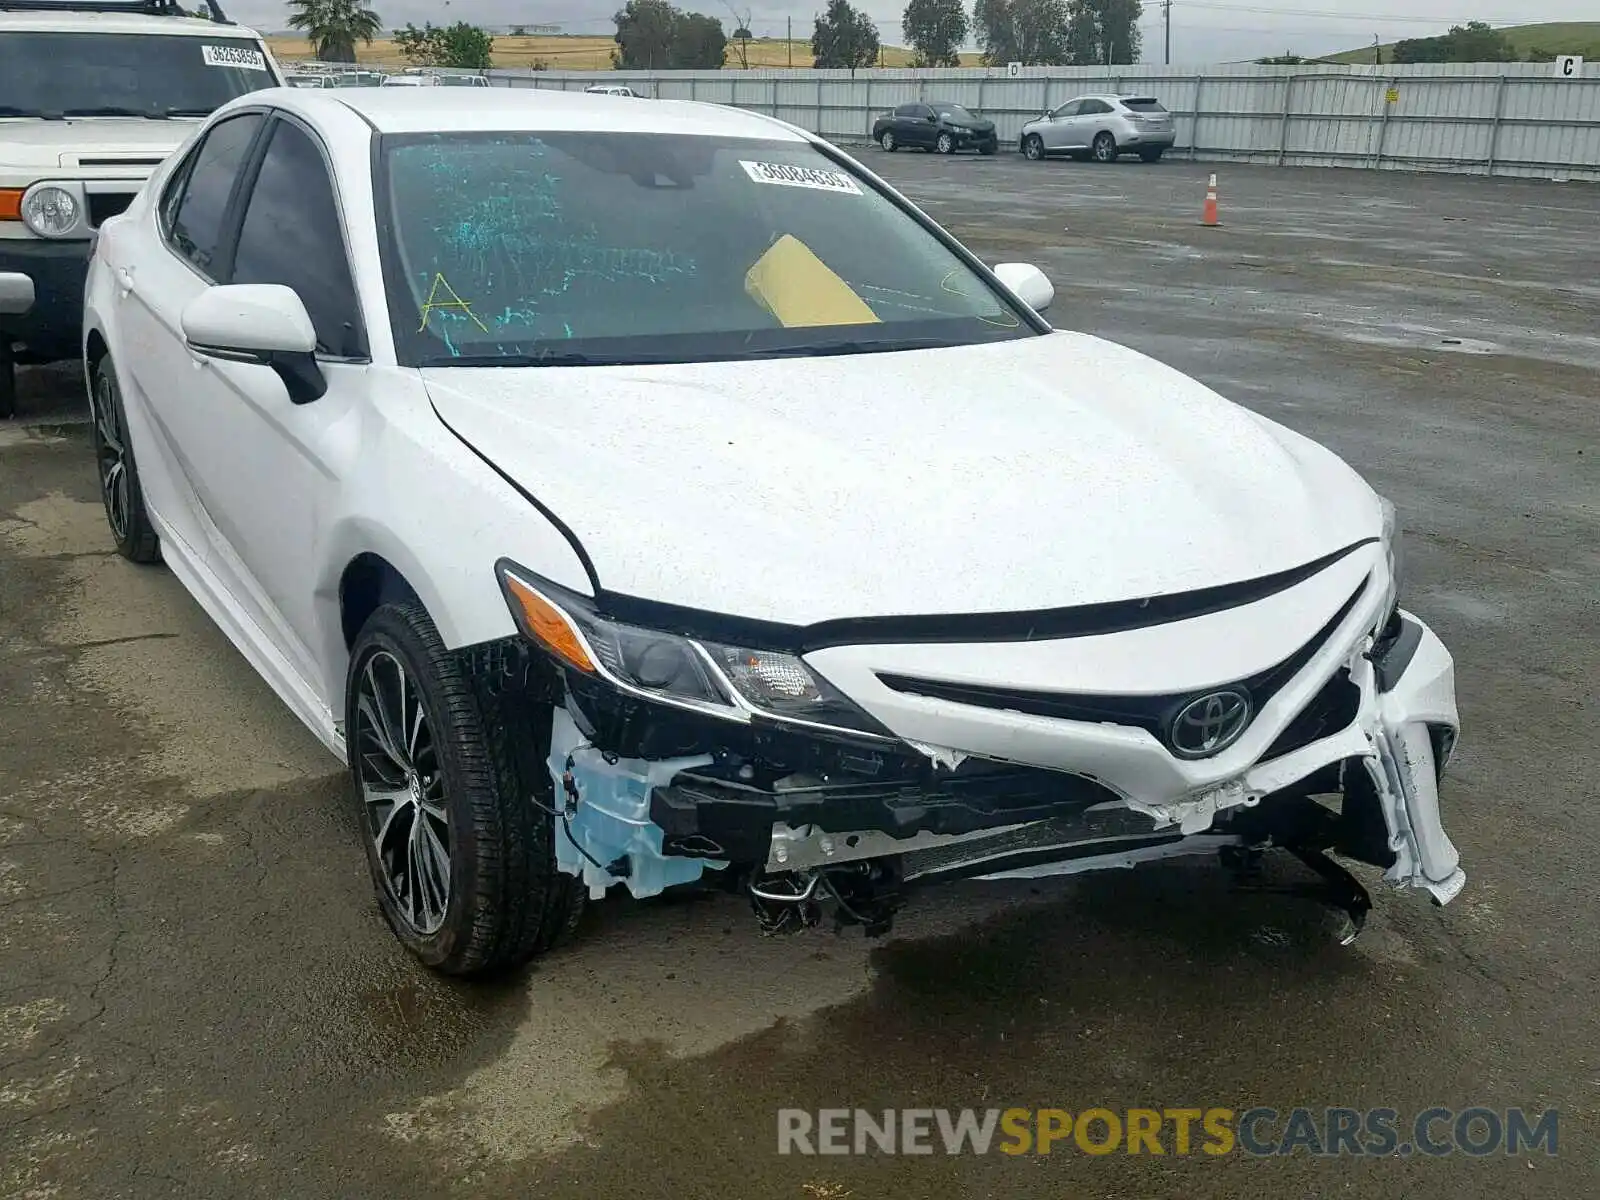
[740,161,863,195]
[201,44,268,71]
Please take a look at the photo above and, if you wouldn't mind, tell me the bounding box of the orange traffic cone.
[1200,173,1221,227]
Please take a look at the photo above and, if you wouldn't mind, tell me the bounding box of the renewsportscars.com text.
[777,1106,1559,1158]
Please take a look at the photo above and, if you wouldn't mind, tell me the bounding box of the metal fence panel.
[468,62,1600,180]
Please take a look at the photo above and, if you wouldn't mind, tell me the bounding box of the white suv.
[0,0,281,417]
[1019,94,1176,165]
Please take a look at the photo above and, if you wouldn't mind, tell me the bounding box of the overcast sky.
[232,0,1595,65]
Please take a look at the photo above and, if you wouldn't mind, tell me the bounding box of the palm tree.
[287,0,383,64]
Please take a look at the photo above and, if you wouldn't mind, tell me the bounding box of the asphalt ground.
[2,156,1596,1199]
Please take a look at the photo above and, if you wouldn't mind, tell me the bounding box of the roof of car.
[0,10,261,35]
[292,86,807,140]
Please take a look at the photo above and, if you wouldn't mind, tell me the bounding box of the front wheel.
[1092,132,1119,164]
[347,600,584,975]
[90,356,160,563]
[935,132,955,155]
[879,130,897,151]
[1022,134,1045,161]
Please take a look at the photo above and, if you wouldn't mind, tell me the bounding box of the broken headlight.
[495,562,889,737]
[1378,494,1406,622]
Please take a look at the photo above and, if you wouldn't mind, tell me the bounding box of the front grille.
[1260,669,1361,762]
[877,577,1369,759]
[87,193,135,228]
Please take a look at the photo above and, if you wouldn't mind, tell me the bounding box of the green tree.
[673,11,728,66]
[394,21,494,68]
[902,0,967,66]
[974,0,1070,65]
[1393,21,1515,64]
[613,0,680,68]
[286,0,383,63]
[812,0,879,69]
[612,0,727,68]
[1064,0,1142,65]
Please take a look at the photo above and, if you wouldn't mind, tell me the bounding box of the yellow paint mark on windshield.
[417,272,489,333]
[744,235,880,328]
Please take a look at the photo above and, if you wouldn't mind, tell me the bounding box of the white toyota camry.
[81,87,1465,974]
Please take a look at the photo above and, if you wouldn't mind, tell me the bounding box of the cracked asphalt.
[2,159,1597,1199]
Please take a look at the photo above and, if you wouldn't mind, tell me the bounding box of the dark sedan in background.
[872,101,998,155]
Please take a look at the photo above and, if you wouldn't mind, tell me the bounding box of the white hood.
[421,331,1379,627]
[0,119,196,172]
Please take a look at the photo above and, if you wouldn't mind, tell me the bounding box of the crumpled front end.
[512,539,1462,942]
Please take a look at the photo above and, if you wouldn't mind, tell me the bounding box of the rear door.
[1078,98,1116,144]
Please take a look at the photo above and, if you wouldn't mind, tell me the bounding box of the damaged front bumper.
[538,600,1464,939]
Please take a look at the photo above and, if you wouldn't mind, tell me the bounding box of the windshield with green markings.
[377,131,1037,367]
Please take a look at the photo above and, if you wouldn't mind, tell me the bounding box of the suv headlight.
[21,185,80,238]
[496,562,890,737]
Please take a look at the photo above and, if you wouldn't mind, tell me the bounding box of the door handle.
[114,266,135,297]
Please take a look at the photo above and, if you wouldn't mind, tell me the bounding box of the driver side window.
[163,113,265,278]
[1053,101,1082,119]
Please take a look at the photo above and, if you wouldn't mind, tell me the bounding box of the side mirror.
[181,284,327,405]
[0,272,34,316]
[993,262,1053,314]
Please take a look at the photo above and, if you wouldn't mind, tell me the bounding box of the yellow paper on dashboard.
[744,235,880,328]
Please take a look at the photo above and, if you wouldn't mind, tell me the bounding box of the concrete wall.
[479,62,1600,181]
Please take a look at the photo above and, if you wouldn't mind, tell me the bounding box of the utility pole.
[1372,33,1380,65]
[1164,0,1172,66]
[787,15,792,66]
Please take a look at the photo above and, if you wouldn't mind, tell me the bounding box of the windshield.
[932,104,979,123]
[0,33,276,118]
[378,132,1036,367]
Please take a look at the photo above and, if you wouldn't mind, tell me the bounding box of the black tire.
[935,131,955,155]
[0,352,15,420]
[1140,146,1166,163]
[89,356,160,564]
[979,139,998,156]
[1022,134,1045,161]
[879,129,897,151]
[1092,131,1119,163]
[346,600,584,976]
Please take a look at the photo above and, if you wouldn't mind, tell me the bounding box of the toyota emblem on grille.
[1170,690,1252,758]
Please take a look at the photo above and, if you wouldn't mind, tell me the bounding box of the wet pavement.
[2,159,1597,1198]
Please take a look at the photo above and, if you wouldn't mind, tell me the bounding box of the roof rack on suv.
[0,0,233,23]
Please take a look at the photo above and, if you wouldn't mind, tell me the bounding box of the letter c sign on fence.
[1556,55,1583,78]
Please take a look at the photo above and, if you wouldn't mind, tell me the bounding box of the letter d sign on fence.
[1556,55,1583,78]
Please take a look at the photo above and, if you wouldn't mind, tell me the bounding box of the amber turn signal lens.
[0,190,24,222]
[503,574,596,673]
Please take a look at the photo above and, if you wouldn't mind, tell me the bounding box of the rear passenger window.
[166,114,263,277]
[230,120,364,357]
[1081,100,1112,115]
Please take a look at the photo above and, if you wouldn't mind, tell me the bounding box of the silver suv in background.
[1020,95,1176,164]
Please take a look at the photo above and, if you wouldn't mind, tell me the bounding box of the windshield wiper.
[418,352,624,368]
[60,106,169,119]
[160,107,216,118]
[0,106,58,119]
[736,336,962,360]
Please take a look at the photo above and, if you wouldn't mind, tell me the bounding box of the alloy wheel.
[880,130,896,151]
[93,371,129,543]
[354,649,451,935]
[1024,136,1043,161]
[1094,133,1118,163]
[936,132,954,154]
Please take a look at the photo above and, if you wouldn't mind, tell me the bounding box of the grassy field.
[265,34,983,71]
[1325,21,1600,64]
